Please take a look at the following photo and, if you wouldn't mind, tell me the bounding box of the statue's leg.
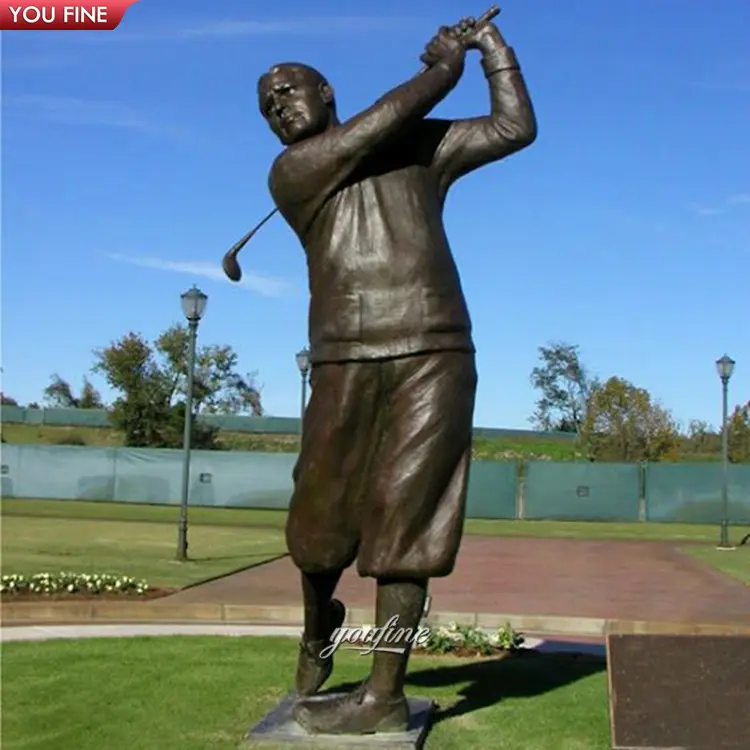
[293,577,427,734]
[285,361,380,696]
[295,570,346,696]
[302,570,342,643]
[368,577,428,701]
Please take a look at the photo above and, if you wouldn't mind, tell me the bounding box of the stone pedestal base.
[246,693,435,749]
[607,633,750,749]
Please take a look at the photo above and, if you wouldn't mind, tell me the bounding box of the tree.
[679,419,721,457]
[728,400,750,463]
[92,325,263,449]
[153,324,263,416]
[530,342,596,434]
[581,376,679,462]
[0,392,19,405]
[43,374,104,409]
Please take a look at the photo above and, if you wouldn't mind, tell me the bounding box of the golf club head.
[220,208,280,283]
[222,251,242,282]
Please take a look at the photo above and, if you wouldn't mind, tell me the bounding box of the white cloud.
[1,55,72,70]
[5,94,193,141]
[687,204,723,217]
[693,81,750,93]
[174,16,419,40]
[44,15,420,44]
[686,194,750,217]
[107,253,293,297]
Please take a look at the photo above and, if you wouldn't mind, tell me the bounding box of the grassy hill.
[3,420,733,463]
[1,422,584,461]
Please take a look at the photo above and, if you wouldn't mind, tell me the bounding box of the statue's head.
[258,63,336,146]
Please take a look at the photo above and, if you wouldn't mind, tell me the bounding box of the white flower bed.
[344,621,524,655]
[1,572,149,596]
[422,621,525,653]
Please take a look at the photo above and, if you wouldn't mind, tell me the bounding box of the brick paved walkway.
[165,537,750,625]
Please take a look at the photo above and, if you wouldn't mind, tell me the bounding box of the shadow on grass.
[177,552,289,591]
[324,650,606,725]
[191,553,279,563]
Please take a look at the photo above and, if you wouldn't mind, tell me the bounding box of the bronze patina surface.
[253,10,536,735]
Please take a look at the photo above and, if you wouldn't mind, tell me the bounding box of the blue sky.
[1,0,748,429]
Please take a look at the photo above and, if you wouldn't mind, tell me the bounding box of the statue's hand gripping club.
[418,5,500,70]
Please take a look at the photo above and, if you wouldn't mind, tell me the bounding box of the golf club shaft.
[222,207,278,282]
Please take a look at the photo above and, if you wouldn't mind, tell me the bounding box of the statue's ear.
[319,82,334,105]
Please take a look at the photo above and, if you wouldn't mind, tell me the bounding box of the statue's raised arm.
[425,16,538,199]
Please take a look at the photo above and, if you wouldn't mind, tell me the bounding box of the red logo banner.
[0,0,140,30]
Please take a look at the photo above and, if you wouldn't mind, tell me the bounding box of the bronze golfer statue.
[253,7,536,736]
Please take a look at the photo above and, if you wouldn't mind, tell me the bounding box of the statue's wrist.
[436,53,464,79]
[480,44,519,77]
[476,24,506,54]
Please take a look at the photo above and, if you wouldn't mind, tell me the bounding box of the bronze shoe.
[293,681,410,735]
[295,598,346,696]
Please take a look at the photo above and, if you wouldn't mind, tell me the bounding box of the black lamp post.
[295,348,311,436]
[176,285,208,562]
[715,354,735,550]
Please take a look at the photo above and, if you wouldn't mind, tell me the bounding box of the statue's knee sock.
[369,578,428,700]
[301,570,342,643]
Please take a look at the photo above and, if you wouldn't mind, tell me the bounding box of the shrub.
[53,434,87,446]
[421,621,525,655]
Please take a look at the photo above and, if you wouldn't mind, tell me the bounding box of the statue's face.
[259,65,333,146]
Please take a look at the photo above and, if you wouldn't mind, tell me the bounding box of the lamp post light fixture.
[176,285,208,562]
[716,354,735,550]
[295,347,311,436]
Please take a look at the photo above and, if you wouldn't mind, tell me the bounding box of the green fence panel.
[25,409,44,425]
[183,450,296,508]
[524,461,640,521]
[112,448,182,505]
[40,408,111,427]
[1,443,21,498]
[465,460,517,519]
[645,463,750,524]
[6,444,521,515]
[77,447,297,508]
[0,405,26,424]
[0,406,112,427]
[2,444,297,509]
[111,448,296,508]
[3,444,118,501]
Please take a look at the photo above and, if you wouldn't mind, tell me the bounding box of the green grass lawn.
[0,636,610,750]
[3,497,745,542]
[0,514,287,589]
[2,499,748,587]
[682,545,750,584]
[0,423,300,453]
[1,498,291,530]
